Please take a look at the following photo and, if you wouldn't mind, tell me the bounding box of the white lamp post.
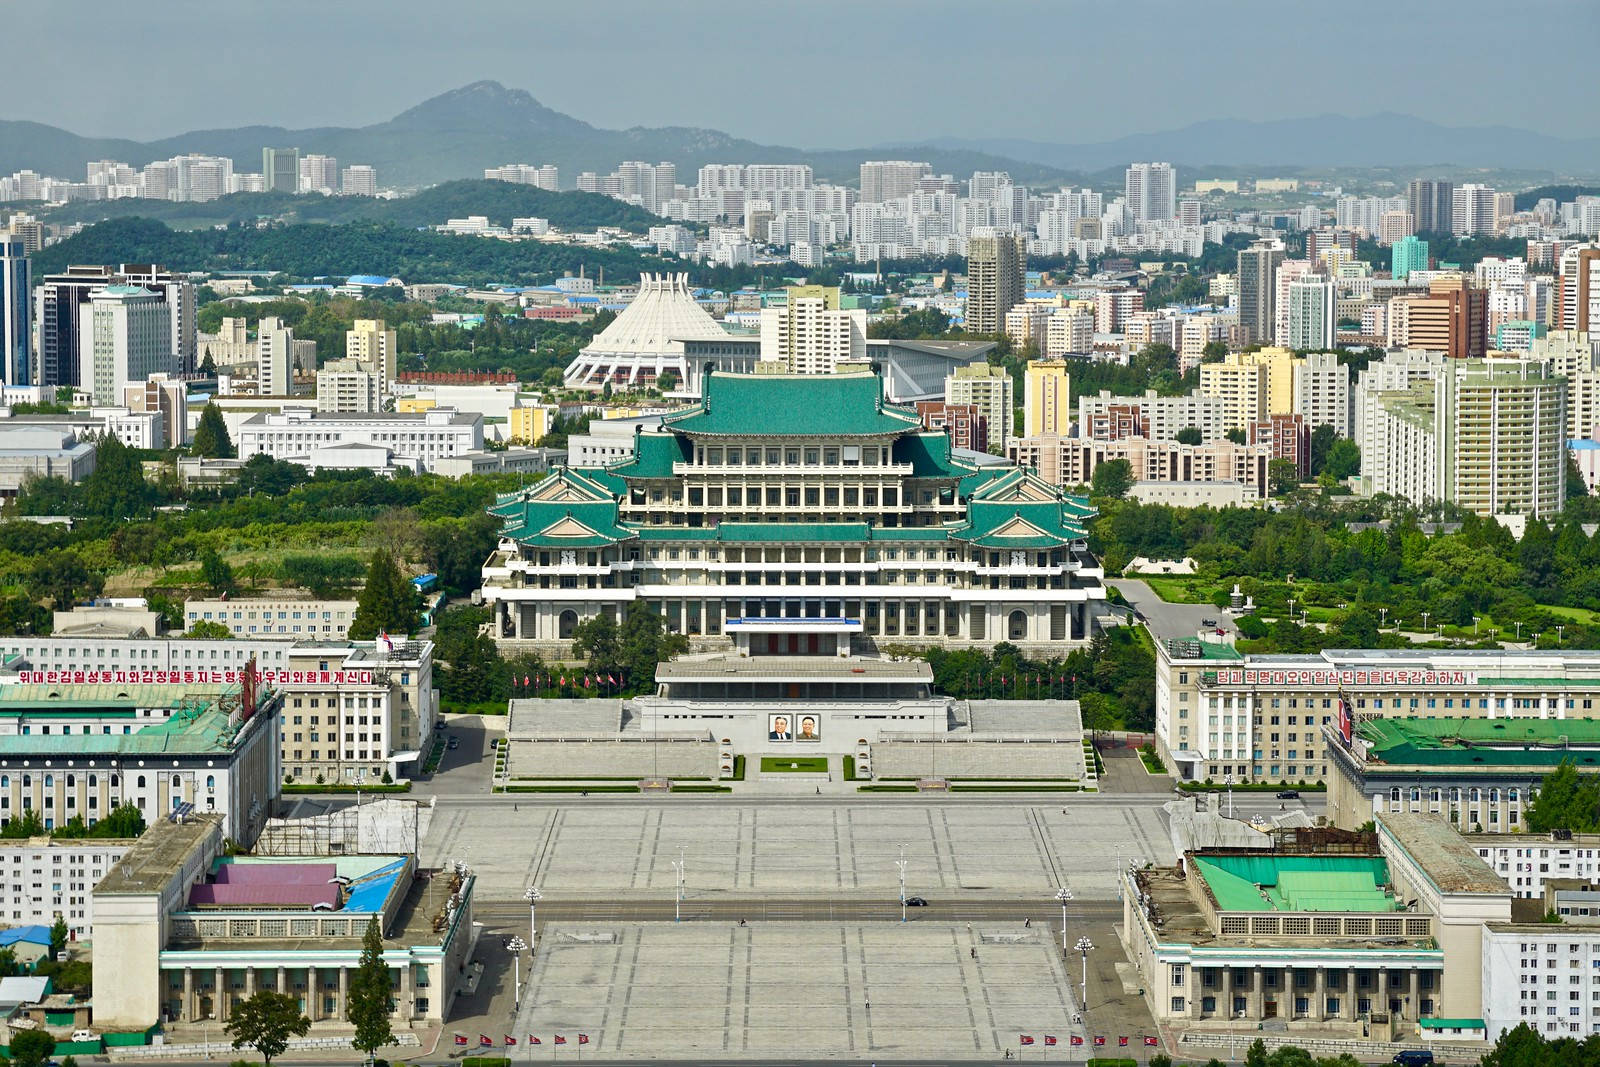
[508,934,527,1007]
[1055,888,1072,954]
[897,843,909,923]
[1075,936,1094,1005]
[525,886,542,952]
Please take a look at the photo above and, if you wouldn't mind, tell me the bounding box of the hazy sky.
[8,0,1595,146]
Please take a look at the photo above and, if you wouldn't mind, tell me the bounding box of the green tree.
[95,803,147,838]
[347,916,395,1062]
[1200,340,1229,362]
[1175,426,1203,445]
[1245,1038,1268,1067]
[185,619,234,639]
[1324,439,1360,480]
[49,913,67,957]
[1091,459,1135,499]
[200,548,236,595]
[27,550,103,611]
[1526,761,1600,833]
[226,989,310,1067]
[1308,424,1338,475]
[192,404,235,458]
[0,946,18,977]
[571,611,622,677]
[618,602,688,692]
[349,550,420,640]
[1268,458,1300,496]
[657,370,679,391]
[8,1029,55,1067]
[81,435,150,520]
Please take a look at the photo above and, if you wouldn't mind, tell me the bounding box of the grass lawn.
[1140,576,1225,605]
[760,756,830,773]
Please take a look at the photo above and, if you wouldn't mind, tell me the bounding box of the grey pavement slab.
[513,922,1082,1059]
[424,802,1174,902]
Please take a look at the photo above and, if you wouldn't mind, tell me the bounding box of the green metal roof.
[663,373,921,437]
[1419,1019,1486,1030]
[0,688,257,756]
[1192,855,1397,913]
[1358,717,1600,768]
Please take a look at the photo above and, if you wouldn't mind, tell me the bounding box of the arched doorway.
[558,610,579,639]
[1008,609,1028,640]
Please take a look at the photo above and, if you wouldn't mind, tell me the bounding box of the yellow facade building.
[1024,359,1072,438]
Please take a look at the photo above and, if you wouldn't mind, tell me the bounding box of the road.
[1110,578,1235,644]
[473,897,1124,924]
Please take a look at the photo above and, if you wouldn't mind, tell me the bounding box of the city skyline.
[4,0,1594,149]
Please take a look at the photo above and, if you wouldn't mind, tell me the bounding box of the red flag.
[559,675,567,687]
[578,1034,590,1045]
[555,1036,567,1045]
[608,674,617,686]
[524,675,530,688]
[480,1034,492,1046]
[584,675,593,688]
[1020,1036,1035,1046]
[506,1036,517,1046]
[1145,1036,1159,1047]
[1071,1036,1084,1046]
[1120,1036,1129,1047]
[1094,1036,1106,1046]
[530,1036,542,1045]
[1045,1036,1058,1047]
[454,1035,467,1046]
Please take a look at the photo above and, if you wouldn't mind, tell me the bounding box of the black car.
[1201,617,1218,626]
[905,896,929,906]
[1276,789,1300,799]
[448,737,460,750]
[1393,1052,1434,1067]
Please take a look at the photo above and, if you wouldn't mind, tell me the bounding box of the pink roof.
[189,882,340,909]
[213,863,338,885]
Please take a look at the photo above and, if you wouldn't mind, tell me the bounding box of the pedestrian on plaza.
[1024,918,1031,928]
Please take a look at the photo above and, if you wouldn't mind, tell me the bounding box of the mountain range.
[4,82,1598,191]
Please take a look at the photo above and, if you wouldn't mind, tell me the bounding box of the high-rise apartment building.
[118,265,196,374]
[256,316,297,396]
[1368,358,1566,518]
[1407,178,1455,234]
[1124,162,1176,222]
[1023,359,1071,438]
[965,228,1025,335]
[1287,277,1336,351]
[859,161,930,204]
[1271,258,1312,347]
[79,286,172,405]
[1392,236,1429,281]
[297,155,338,194]
[340,165,377,196]
[1292,351,1350,437]
[345,318,396,395]
[1003,304,1050,352]
[1045,308,1094,356]
[945,362,1014,452]
[1394,277,1487,359]
[1558,245,1600,332]
[757,286,866,374]
[262,148,299,193]
[1377,211,1415,246]
[34,263,193,385]
[1236,239,1285,345]
[1452,184,1498,237]
[0,238,28,386]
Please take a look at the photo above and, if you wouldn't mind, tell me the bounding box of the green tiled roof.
[611,432,691,479]
[663,373,921,437]
[0,688,255,756]
[1358,717,1600,768]
[716,522,873,542]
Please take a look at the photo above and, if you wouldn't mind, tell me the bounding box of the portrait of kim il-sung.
[768,714,792,741]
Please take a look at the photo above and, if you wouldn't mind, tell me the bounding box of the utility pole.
[672,846,686,923]
[897,843,908,923]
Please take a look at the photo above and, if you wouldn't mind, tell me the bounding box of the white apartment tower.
[1287,277,1337,351]
[1124,162,1176,222]
[297,155,338,194]
[256,316,296,396]
[860,161,931,204]
[757,286,867,374]
[340,165,377,196]
[79,286,172,406]
[1453,184,1498,237]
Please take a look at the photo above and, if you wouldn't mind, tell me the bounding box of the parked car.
[1276,789,1300,799]
[1201,617,1218,626]
[448,737,460,750]
[1393,1052,1434,1067]
[905,896,929,906]
[71,1031,96,1043]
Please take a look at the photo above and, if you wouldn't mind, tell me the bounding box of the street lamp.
[1379,607,1388,629]
[1557,625,1566,646]
[1514,621,1523,642]
[508,934,527,1007]
[524,887,542,954]
[1055,888,1073,954]
[1223,774,1235,819]
[1075,936,1094,1005]
[1421,611,1430,633]
[672,847,686,923]
[1473,616,1481,637]
[897,843,909,923]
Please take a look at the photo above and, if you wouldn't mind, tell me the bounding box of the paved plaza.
[512,921,1082,1059]
[423,800,1175,902]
